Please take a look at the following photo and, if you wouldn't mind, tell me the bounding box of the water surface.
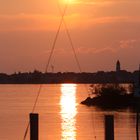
[0,84,139,140]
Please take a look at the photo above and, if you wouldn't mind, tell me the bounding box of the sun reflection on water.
[60,84,77,140]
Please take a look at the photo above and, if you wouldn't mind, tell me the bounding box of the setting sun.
[61,0,76,4]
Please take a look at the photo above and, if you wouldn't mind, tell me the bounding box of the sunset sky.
[0,0,140,73]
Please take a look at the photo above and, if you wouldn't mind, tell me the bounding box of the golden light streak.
[60,84,77,140]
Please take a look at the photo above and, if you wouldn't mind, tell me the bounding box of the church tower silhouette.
[116,60,121,72]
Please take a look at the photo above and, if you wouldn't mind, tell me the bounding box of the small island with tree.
[81,64,140,108]
[81,83,140,108]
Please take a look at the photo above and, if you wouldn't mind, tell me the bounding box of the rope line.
[57,1,91,97]
[23,0,96,139]
[57,2,97,139]
[23,85,43,140]
[57,2,82,72]
[44,3,69,73]
[22,2,69,140]
[91,108,97,140]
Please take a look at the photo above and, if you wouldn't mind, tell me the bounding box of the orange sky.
[0,0,140,73]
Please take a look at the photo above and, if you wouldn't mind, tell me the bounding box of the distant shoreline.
[0,70,139,84]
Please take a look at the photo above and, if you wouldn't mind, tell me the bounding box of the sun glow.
[61,0,77,4]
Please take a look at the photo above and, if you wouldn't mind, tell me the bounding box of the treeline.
[0,70,139,84]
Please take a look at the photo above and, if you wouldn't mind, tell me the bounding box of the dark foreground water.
[0,84,139,140]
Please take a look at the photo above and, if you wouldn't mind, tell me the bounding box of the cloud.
[77,46,116,54]
[0,13,87,31]
[73,14,140,29]
[76,0,140,5]
[76,39,139,55]
[73,0,115,5]
[0,14,62,31]
[0,2,140,31]
[119,39,137,49]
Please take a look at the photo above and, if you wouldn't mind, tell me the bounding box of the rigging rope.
[23,0,97,139]
[22,2,69,140]
[57,2,97,139]
[57,3,82,72]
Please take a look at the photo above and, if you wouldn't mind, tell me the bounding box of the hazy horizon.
[0,0,140,73]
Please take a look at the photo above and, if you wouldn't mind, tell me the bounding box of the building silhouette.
[116,60,121,72]
[134,64,140,97]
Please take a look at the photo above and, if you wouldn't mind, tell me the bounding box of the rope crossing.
[57,3,97,139]
[57,2,82,73]
[22,0,97,139]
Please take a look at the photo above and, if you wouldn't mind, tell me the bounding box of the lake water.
[0,84,139,140]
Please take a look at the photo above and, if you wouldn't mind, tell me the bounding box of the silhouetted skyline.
[0,69,139,84]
